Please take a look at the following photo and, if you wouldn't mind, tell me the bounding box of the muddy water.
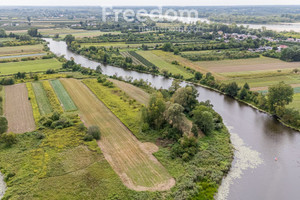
[45,38,300,200]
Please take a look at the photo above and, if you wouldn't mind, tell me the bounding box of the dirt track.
[4,84,35,133]
[61,79,175,191]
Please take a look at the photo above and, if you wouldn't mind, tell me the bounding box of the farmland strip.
[4,84,35,133]
[32,82,53,115]
[61,78,174,191]
[50,79,77,111]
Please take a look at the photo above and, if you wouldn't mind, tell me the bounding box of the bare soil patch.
[4,84,35,133]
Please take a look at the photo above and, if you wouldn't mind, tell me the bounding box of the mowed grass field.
[0,44,44,56]
[4,84,36,133]
[61,78,174,191]
[0,58,61,75]
[32,82,53,115]
[108,78,150,105]
[50,79,77,112]
[137,50,193,79]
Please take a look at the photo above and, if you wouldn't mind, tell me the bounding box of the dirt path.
[4,84,36,133]
[61,79,175,191]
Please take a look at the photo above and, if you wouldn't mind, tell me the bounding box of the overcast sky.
[0,0,299,6]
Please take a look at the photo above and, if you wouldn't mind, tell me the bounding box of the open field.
[39,28,121,38]
[4,84,35,133]
[32,82,53,115]
[151,50,223,79]
[108,79,150,105]
[137,50,193,79]
[0,44,44,56]
[81,42,160,48]
[61,78,174,191]
[288,93,300,111]
[0,124,145,199]
[50,79,77,112]
[0,59,61,75]
[196,56,300,73]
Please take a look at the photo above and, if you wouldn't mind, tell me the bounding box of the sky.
[0,0,299,6]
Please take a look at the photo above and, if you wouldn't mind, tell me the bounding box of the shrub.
[1,132,17,147]
[0,116,8,134]
[87,125,101,140]
[78,123,86,131]
[46,69,56,74]
[35,132,45,139]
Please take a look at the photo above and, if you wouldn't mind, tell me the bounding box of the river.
[144,14,300,32]
[45,38,300,200]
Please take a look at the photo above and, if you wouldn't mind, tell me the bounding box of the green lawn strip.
[32,81,53,115]
[136,50,193,79]
[50,79,77,112]
[0,59,61,75]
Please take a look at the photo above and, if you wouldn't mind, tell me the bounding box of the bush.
[0,116,8,134]
[87,125,101,140]
[35,132,45,139]
[78,123,86,131]
[46,69,56,74]
[0,78,14,85]
[1,132,17,147]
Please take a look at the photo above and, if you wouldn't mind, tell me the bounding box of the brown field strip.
[108,78,150,105]
[196,57,300,73]
[61,78,175,191]
[4,84,35,133]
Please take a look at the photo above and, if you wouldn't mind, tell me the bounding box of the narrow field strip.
[26,83,41,123]
[4,84,35,133]
[0,59,61,75]
[42,81,64,113]
[61,78,174,191]
[108,78,150,105]
[136,50,193,79]
[32,82,53,115]
[50,79,77,112]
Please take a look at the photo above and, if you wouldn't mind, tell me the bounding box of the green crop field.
[50,79,77,111]
[0,59,61,75]
[32,82,53,115]
[0,44,44,56]
[136,50,193,79]
[81,42,161,48]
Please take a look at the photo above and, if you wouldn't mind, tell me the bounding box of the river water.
[45,38,300,200]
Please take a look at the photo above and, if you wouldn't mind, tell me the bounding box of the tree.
[194,72,203,81]
[64,34,75,45]
[0,116,8,134]
[224,82,239,97]
[193,106,214,135]
[169,79,181,94]
[1,133,17,147]
[142,92,166,129]
[172,86,199,113]
[243,83,250,90]
[164,103,185,130]
[281,46,300,62]
[162,42,173,52]
[238,88,248,100]
[267,82,294,112]
[87,126,101,140]
[0,29,6,38]
[28,28,38,37]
